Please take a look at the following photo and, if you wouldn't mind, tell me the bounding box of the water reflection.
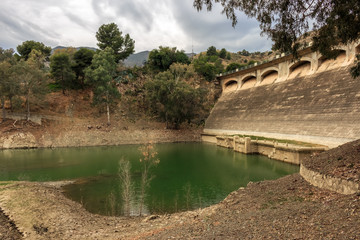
[0,143,299,215]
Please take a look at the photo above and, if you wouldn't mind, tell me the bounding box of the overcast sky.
[0,0,273,54]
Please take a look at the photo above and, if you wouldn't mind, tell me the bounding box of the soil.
[0,141,359,239]
[303,139,360,183]
[0,208,23,240]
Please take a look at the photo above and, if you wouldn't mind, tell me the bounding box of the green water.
[0,143,298,216]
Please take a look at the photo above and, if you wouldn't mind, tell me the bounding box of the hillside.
[51,46,275,70]
[51,46,97,54]
[123,51,150,67]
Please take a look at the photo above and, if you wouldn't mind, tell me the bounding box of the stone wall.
[300,165,359,194]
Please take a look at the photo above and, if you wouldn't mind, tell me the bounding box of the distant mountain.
[123,51,150,67]
[123,51,195,67]
[51,46,97,54]
[51,47,194,68]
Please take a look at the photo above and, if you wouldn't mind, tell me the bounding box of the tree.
[96,23,135,63]
[0,48,18,120]
[50,53,76,94]
[193,0,360,74]
[0,61,12,120]
[16,40,51,61]
[147,46,190,72]
[72,48,95,87]
[219,48,227,59]
[145,67,207,129]
[351,55,360,78]
[0,48,15,63]
[239,49,250,56]
[118,158,133,216]
[11,59,47,121]
[225,62,246,72]
[192,54,224,81]
[226,52,231,60]
[169,63,196,83]
[138,143,159,216]
[53,47,77,57]
[206,46,218,56]
[85,48,120,125]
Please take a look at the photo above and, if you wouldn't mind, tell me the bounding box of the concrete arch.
[336,45,348,51]
[240,73,257,83]
[260,67,279,86]
[356,43,360,54]
[317,49,347,72]
[223,79,239,93]
[260,67,279,77]
[241,75,257,89]
[288,59,312,79]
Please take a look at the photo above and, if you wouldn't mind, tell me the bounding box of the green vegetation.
[225,62,246,72]
[1,47,48,121]
[145,63,207,129]
[0,57,12,119]
[219,48,228,59]
[0,31,266,129]
[193,53,224,82]
[206,46,217,56]
[351,55,360,78]
[72,48,94,88]
[193,0,360,78]
[147,46,190,72]
[85,47,120,126]
[50,52,75,94]
[96,23,135,63]
[16,40,51,61]
[13,58,48,121]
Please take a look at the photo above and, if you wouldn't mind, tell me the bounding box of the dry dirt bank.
[0,174,359,240]
[0,119,202,149]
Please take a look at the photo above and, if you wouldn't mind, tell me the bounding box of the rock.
[143,215,160,222]
[1,132,37,149]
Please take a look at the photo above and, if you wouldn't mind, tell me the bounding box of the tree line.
[0,23,231,128]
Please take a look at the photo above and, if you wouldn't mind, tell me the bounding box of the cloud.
[171,0,272,53]
[0,0,272,53]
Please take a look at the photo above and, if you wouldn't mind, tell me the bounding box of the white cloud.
[0,0,272,53]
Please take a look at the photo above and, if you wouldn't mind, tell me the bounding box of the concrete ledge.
[203,129,352,149]
[300,164,360,195]
[203,134,326,165]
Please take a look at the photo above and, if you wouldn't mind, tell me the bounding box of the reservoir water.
[0,143,298,215]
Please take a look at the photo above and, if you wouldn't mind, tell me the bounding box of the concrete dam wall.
[204,43,360,148]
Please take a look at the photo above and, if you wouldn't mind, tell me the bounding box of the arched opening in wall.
[223,80,238,93]
[355,44,360,54]
[241,76,256,90]
[260,70,278,86]
[318,49,346,72]
[288,61,311,79]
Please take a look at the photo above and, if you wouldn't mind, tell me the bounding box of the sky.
[0,0,273,54]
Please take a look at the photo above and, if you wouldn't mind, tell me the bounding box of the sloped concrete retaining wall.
[300,165,360,194]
